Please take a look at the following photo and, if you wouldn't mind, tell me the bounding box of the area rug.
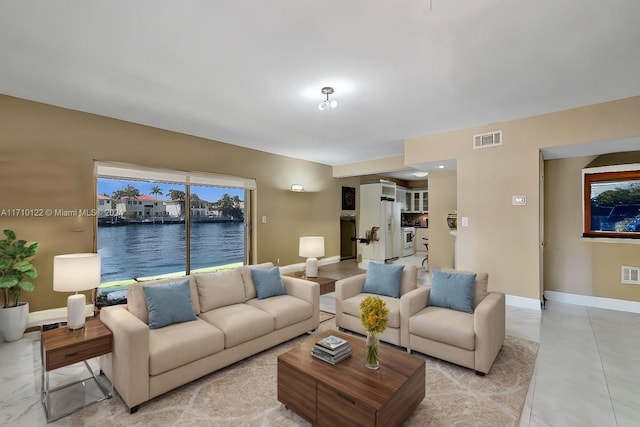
[319,311,335,323]
[71,319,538,426]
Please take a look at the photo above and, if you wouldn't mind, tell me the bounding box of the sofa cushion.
[128,276,200,324]
[199,304,275,348]
[148,318,225,376]
[362,262,404,298]
[341,294,401,329]
[246,295,313,330]
[442,268,488,309]
[143,279,198,329]
[252,267,286,299]
[239,262,275,300]
[194,269,245,312]
[428,270,476,314]
[410,306,475,351]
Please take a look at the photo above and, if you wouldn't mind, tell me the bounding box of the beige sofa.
[335,265,418,346]
[99,263,319,412]
[401,270,505,375]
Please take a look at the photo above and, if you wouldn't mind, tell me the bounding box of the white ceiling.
[2,1,640,175]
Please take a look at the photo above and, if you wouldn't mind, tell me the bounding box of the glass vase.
[365,333,380,370]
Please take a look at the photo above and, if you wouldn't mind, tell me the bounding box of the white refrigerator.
[381,199,402,260]
[359,181,402,264]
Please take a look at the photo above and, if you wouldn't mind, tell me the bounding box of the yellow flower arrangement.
[359,295,389,335]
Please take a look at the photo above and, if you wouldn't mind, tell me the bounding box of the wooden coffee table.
[277,330,425,427]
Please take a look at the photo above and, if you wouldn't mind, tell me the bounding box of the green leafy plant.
[0,229,38,308]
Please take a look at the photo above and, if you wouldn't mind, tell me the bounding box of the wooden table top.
[283,271,336,285]
[41,319,112,353]
[278,330,425,410]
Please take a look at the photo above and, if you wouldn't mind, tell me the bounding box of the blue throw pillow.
[428,270,477,313]
[142,279,197,329]
[362,262,404,298]
[251,267,286,299]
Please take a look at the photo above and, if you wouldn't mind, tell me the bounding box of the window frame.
[583,164,640,239]
[94,161,256,282]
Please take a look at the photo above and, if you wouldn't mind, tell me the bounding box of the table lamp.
[53,253,101,331]
[299,236,324,278]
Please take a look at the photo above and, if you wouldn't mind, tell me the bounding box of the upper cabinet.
[405,189,428,213]
[396,187,408,211]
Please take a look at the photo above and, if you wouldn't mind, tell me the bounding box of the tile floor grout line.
[587,307,620,427]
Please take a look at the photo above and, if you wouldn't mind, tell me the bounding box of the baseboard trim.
[505,295,542,311]
[544,290,640,314]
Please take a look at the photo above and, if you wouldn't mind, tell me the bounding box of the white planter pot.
[0,302,29,342]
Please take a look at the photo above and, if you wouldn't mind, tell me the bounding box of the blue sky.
[98,178,244,202]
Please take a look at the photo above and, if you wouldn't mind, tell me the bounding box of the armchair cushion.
[428,270,476,314]
[442,268,488,309]
[342,293,402,328]
[409,306,475,351]
[362,262,404,297]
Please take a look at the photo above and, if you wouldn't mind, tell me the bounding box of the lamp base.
[67,293,86,331]
[305,257,319,278]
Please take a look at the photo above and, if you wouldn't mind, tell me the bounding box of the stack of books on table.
[312,335,352,364]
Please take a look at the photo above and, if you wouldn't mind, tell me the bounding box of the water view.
[98,222,244,283]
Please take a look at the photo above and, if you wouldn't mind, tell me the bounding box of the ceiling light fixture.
[291,184,304,192]
[412,172,428,177]
[318,87,337,111]
[438,165,445,169]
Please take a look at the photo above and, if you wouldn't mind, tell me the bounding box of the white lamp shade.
[299,237,325,258]
[53,253,101,292]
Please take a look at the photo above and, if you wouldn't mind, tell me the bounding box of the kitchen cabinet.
[406,189,428,213]
[396,187,408,212]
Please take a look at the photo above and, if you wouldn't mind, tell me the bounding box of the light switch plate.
[461,216,469,227]
[512,195,526,205]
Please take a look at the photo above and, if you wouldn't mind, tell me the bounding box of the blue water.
[97,222,244,282]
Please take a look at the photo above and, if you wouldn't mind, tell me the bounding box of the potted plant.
[0,229,38,342]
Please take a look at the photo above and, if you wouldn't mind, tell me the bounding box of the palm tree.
[150,185,163,199]
[168,189,185,202]
[216,194,244,220]
[112,184,141,201]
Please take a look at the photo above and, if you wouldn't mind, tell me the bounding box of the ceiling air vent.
[473,131,502,149]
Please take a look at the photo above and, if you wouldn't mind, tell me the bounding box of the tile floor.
[1,255,639,426]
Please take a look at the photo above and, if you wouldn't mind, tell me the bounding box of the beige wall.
[0,95,349,311]
[545,156,640,301]
[426,171,456,270]
[405,96,640,300]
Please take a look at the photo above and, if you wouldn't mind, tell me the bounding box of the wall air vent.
[473,130,502,149]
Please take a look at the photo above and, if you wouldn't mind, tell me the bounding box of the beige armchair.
[400,269,505,375]
[335,265,418,346]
